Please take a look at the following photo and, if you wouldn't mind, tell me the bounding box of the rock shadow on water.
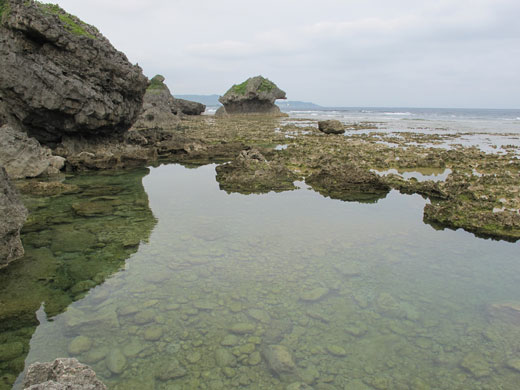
[0,168,157,389]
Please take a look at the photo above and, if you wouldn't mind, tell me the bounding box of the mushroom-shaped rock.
[217,76,287,116]
[0,0,149,146]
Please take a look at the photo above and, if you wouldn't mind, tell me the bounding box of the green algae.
[36,2,96,39]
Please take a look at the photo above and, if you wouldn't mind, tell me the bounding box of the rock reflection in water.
[0,168,156,390]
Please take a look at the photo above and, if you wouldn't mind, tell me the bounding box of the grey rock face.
[0,0,148,146]
[132,75,205,131]
[0,124,65,178]
[22,358,106,390]
[0,166,28,268]
[217,76,287,116]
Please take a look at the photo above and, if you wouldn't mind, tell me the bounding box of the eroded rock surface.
[0,166,28,268]
[0,0,148,146]
[22,358,106,389]
[216,148,297,194]
[318,120,344,135]
[217,76,286,116]
[0,124,65,179]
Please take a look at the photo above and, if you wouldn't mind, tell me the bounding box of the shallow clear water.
[2,164,520,390]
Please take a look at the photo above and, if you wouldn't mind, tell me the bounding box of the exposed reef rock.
[23,358,106,389]
[132,75,206,131]
[318,120,345,135]
[216,76,287,116]
[216,148,297,194]
[0,124,65,179]
[306,159,390,203]
[0,0,148,146]
[0,166,28,268]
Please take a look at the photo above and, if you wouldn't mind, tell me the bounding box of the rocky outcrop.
[216,148,297,194]
[0,124,65,178]
[306,160,390,203]
[131,75,205,131]
[0,166,28,268]
[0,0,148,146]
[216,76,286,116]
[318,120,344,135]
[22,358,106,389]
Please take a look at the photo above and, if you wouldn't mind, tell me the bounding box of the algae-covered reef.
[0,168,156,389]
[178,116,520,242]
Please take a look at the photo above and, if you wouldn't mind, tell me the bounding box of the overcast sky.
[54,0,519,108]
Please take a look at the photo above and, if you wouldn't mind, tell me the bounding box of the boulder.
[261,345,296,376]
[22,358,106,390]
[0,124,65,178]
[172,98,206,116]
[217,75,287,116]
[318,120,344,134]
[0,166,28,268]
[0,0,148,146]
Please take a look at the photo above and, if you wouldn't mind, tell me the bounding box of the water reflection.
[0,168,156,390]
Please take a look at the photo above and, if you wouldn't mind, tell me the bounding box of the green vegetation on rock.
[0,0,10,21]
[36,2,96,39]
[147,75,168,91]
[231,80,248,95]
[258,78,276,92]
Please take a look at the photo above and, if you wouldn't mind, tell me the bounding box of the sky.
[53,0,520,108]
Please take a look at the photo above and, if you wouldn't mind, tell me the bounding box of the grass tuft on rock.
[0,0,10,21]
[231,80,248,95]
[35,2,96,39]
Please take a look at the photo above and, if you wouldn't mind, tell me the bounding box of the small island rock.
[217,76,287,116]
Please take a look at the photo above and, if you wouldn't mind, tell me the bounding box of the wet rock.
[22,358,106,390]
[217,75,287,116]
[229,322,256,335]
[0,125,65,179]
[216,148,297,194]
[318,120,345,135]
[300,287,330,302]
[144,325,164,341]
[105,349,126,375]
[307,160,390,204]
[261,344,296,375]
[0,166,28,267]
[215,348,237,367]
[460,352,492,378]
[155,359,187,381]
[67,335,92,355]
[0,0,148,146]
[16,181,79,197]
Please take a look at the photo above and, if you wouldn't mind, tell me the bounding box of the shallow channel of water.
[2,164,520,390]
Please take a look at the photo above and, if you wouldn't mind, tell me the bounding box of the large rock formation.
[22,358,106,389]
[216,76,286,116]
[0,166,28,268]
[0,0,148,146]
[131,75,205,131]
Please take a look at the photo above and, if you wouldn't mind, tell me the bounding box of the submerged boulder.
[22,358,106,389]
[0,0,148,146]
[0,166,28,268]
[217,76,287,116]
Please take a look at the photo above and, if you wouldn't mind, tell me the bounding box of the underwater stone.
[105,349,127,375]
[248,309,271,323]
[215,348,237,367]
[144,326,164,341]
[67,335,92,355]
[155,359,187,381]
[221,334,240,346]
[506,359,520,372]
[287,383,313,390]
[326,345,347,357]
[186,351,201,364]
[122,340,145,358]
[83,347,109,364]
[50,228,97,253]
[222,367,236,378]
[133,309,157,325]
[248,351,262,366]
[72,201,115,217]
[262,345,296,375]
[299,288,330,302]
[229,323,256,335]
